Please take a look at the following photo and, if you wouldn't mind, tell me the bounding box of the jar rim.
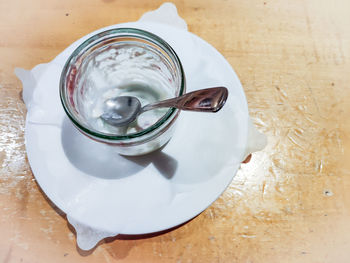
[59,28,186,141]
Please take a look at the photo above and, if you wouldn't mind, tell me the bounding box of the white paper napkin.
[16,2,267,251]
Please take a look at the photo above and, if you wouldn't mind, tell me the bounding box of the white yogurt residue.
[74,43,176,135]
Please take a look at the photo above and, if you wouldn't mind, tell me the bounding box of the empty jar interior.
[63,30,183,137]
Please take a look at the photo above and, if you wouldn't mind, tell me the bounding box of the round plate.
[25,22,249,241]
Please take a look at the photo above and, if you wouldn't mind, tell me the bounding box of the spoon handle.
[140,87,228,113]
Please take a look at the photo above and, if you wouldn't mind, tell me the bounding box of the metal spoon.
[100,87,228,127]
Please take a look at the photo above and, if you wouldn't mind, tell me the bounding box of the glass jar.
[60,28,185,155]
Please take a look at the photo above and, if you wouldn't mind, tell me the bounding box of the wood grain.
[0,0,349,262]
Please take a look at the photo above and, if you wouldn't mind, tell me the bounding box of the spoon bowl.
[101,96,142,127]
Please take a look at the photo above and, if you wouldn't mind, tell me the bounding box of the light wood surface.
[1,0,350,262]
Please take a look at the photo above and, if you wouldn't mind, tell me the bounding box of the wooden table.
[1,0,349,262]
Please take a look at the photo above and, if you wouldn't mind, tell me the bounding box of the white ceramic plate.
[24,21,249,248]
